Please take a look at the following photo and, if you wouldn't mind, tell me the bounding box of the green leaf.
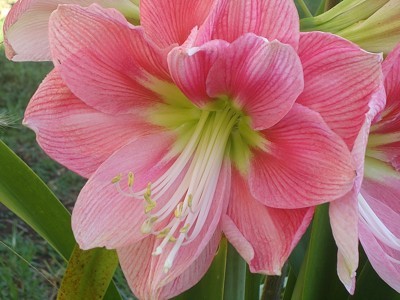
[295,0,326,18]
[57,246,119,300]
[0,140,121,299]
[0,140,74,259]
[245,267,262,300]
[224,243,246,299]
[291,204,348,300]
[350,261,400,300]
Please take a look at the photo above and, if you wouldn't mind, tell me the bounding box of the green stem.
[261,264,288,300]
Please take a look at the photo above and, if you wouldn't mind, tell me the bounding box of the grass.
[0,14,133,299]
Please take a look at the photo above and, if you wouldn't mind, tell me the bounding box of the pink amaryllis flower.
[21,0,382,298]
[357,43,400,293]
[3,0,139,61]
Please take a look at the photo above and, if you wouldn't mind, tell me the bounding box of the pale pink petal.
[359,221,400,293]
[329,114,376,294]
[222,170,313,274]
[329,193,359,294]
[196,0,299,49]
[362,159,400,238]
[117,229,222,299]
[370,43,400,148]
[168,39,230,107]
[249,104,355,209]
[358,159,400,292]
[72,133,177,249]
[23,69,155,178]
[297,31,383,150]
[375,42,400,131]
[206,34,303,130]
[140,0,215,48]
[49,4,170,115]
[3,0,139,61]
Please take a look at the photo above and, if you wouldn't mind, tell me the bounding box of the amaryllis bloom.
[21,0,382,298]
[357,43,400,293]
[3,0,140,61]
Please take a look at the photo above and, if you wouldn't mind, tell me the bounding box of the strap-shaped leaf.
[0,140,121,299]
[57,246,119,300]
[291,204,348,300]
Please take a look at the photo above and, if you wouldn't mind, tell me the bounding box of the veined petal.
[249,104,356,209]
[196,0,299,49]
[359,221,400,293]
[168,39,230,107]
[329,193,359,294]
[359,158,400,292]
[49,4,170,115]
[372,42,400,133]
[206,34,304,130]
[23,69,155,178]
[140,0,215,48]
[72,133,177,249]
[297,31,383,150]
[3,0,139,61]
[117,228,222,299]
[223,170,314,274]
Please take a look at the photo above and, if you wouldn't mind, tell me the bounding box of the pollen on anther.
[156,227,171,238]
[111,174,122,184]
[174,202,184,218]
[187,194,193,207]
[145,202,156,214]
[127,172,134,187]
[179,223,190,233]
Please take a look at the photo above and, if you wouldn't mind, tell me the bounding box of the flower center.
[113,84,264,272]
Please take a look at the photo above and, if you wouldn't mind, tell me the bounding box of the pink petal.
[197,0,299,49]
[140,0,215,48]
[49,4,170,115]
[222,170,314,274]
[206,34,304,130]
[23,69,155,178]
[3,0,138,61]
[375,42,400,131]
[358,160,400,292]
[168,38,230,107]
[297,31,383,150]
[72,133,177,249]
[249,104,356,208]
[117,229,222,299]
[359,221,400,293]
[329,193,359,294]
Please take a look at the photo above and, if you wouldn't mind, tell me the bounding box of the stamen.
[127,172,134,187]
[187,194,193,208]
[144,202,156,214]
[111,174,122,184]
[156,228,171,238]
[174,202,184,218]
[140,216,158,234]
[179,223,190,233]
